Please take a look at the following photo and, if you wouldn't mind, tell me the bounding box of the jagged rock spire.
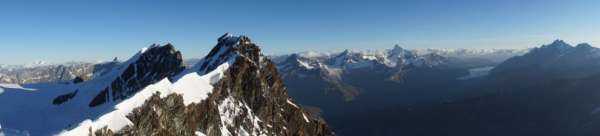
[391,44,404,53]
[196,33,261,74]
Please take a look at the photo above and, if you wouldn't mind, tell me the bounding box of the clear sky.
[1,0,600,65]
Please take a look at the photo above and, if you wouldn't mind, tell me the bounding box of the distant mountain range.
[355,40,600,136]
[260,39,600,136]
[272,45,527,101]
[0,58,200,84]
[265,44,528,135]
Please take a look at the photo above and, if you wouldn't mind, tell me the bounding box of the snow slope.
[0,46,179,136]
[59,60,232,136]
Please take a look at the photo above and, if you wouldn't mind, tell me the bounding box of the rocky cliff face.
[93,34,335,136]
[88,44,185,107]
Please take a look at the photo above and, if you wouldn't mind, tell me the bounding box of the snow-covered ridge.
[275,45,527,71]
[59,59,233,136]
[193,33,241,74]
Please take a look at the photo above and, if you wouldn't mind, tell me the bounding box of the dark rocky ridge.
[89,44,185,107]
[94,34,335,136]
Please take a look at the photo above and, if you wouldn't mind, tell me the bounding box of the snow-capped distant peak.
[297,51,333,58]
[23,60,50,68]
[550,39,569,46]
[31,60,47,65]
[390,44,406,54]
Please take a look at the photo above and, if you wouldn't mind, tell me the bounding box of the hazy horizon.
[2,0,600,65]
[0,38,578,66]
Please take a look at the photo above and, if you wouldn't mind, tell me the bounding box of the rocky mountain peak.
[283,54,302,65]
[331,49,356,66]
[391,44,404,53]
[388,44,414,59]
[340,49,351,55]
[550,39,568,45]
[197,33,261,74]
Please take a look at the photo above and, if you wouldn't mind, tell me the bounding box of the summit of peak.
[195,33,262,74]
[543,39,572,49]
[140,43,181,58]
[217,32,233,42]
[392,44,404,51]
[551,39,568,45]
[388,44,413,58]
[216,33,252,45]
[528,39,574,55]
[340,49,351,55]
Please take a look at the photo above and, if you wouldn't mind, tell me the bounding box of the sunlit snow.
[59,61,232,136]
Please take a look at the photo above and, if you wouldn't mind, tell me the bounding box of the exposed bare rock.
[88,44,185,107]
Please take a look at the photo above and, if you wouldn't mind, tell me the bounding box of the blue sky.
[1,0,600,64]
